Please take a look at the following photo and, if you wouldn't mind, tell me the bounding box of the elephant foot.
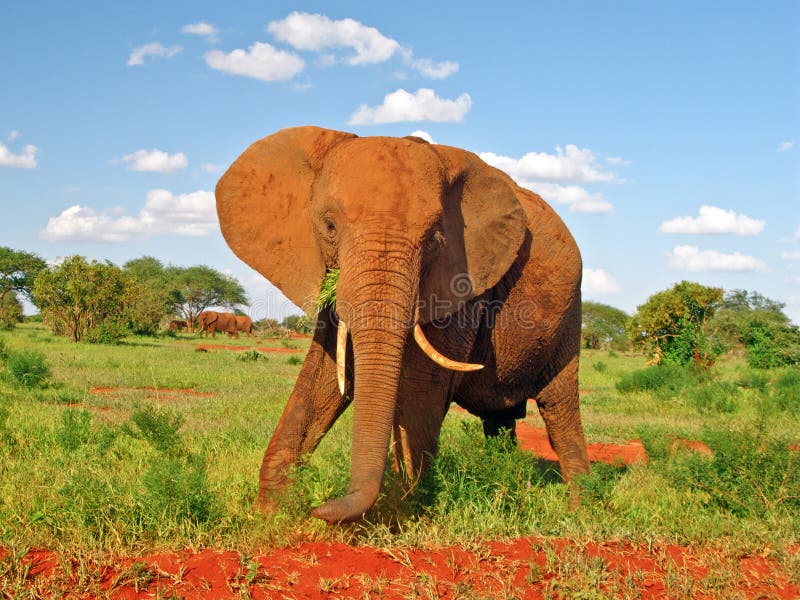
[311,489,377,524]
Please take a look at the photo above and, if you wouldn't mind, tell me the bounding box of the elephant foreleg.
[534,352,590,489]
[257,316,352,510]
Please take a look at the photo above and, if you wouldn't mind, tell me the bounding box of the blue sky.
[1,1,798,321]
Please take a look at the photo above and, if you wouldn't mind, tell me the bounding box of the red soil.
[3,540,796,599]
[90,387,217,398]
[196,344,305,353]
[515,422,648,465]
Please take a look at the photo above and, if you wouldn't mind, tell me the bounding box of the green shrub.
[592,361,607,373]
[237,349,266,362]
[84,321,128,345]
[735,370,769,391]
[6,349,50,388]
[615,364,698,396]
[772,369,800,414]
[0,338,8,362]
[668,428,800,518]
[140,456,216,525]
[692,381,738,414]
[125,405,184,457]
[56,409,93,451]
[286,355,303,366]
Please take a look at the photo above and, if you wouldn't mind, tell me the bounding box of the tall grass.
[0,325,796,555]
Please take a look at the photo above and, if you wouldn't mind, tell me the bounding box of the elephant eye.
[323,217,337,239]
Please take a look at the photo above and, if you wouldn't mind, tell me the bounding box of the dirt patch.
[195,344,305,353]
[90,387,217,399]
[2,540,796,599]
[515,422,647,465]
[669,437,714,456]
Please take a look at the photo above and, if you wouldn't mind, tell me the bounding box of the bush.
[56,409,93,451]
[6,349,50,388]
[772,369,800,414]
[0,338,8,363]
[84,321,128,345]
[615,364,697,396]
[692,381,738,414]
[592,361,607,373]
[668,428,800,518]
[125,405,184,457]
[140,456,216,525]
[237,349,266,362]
[286,355,303,366]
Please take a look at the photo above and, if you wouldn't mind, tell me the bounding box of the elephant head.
[216,126,528,523]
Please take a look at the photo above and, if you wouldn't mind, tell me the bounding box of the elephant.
[216,126,590,524]
[168,319,187,332]
[235,315,255,337]
[197,310,239,338]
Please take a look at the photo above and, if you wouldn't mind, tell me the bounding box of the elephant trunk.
[312,240,418,523]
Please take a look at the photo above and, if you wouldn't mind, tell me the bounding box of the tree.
[629,281,723,366]
[123,257,173,335]
[581,301,629,349]
[711,289,800,368]
[281,314,311,334]
[165,265,247,332]
[0,246,46,330]
[0,293,23,330]
[33,256,132,342]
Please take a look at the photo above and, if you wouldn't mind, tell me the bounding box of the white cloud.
[268,12,399,65]
[201,163,223,173]
[606,156,630,166]
[531,182,613,213]
[478,146,622,184]
[205,42,304,82]
[7,130,19,141]
[406,56,459,79]
[786,275,800,285]
[796,225,800,240]
[479,149,618,213]
[582,268,621,295]
[267,12,458,79]
[408,130,434,143]
[127,42,182,66]
[40,190,218,243]
[778,141,795,152]
[0,142,38,169]
[667,245,768,272]
[181,21,219,43]
[349,88,471,125]
[659,205,765,236]
[781,250,800,260]
[120,149,188,173]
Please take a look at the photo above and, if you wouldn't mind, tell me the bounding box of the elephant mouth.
[334,318,483,395]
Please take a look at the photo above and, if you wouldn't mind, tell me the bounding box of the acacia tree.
[711,289,800,368]
[582,301,629,349]
[33,256,132,342]
[123,256,174,335]
[165,265,247,332]
[629,281,723,366]
[0,246,46,329]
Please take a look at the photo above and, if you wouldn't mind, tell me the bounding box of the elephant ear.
[216,127,356,311]
[420,145,527,321]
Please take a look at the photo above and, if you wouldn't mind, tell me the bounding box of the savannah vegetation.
[0,247,798,592]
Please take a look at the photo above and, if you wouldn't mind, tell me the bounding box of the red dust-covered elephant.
[197,310,238,338]
[216,126,590,524]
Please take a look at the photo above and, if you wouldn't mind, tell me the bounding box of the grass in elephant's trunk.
[314,268,339,312]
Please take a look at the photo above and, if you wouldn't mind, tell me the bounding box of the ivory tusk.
[336,318,348,395]
[413,323,484,372]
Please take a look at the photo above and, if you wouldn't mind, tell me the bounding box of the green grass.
[0,324,798,558]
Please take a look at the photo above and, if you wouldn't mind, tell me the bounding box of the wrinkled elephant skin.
[216,126,590,524]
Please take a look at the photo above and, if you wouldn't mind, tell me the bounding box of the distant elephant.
[168,319,188,332]
[235,315,255,337]
[216,126,589,524]
[197,310,239,338]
